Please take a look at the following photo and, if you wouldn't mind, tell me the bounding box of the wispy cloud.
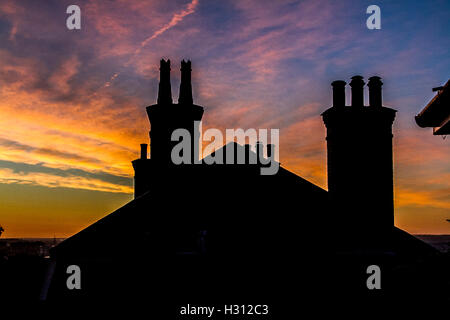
[0,166,132,194]
[104,0,199,87]
[137,0,199,54]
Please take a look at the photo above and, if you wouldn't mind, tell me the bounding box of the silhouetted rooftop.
[416,79,450,135]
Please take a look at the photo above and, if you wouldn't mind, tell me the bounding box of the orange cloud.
[0,167,132,194]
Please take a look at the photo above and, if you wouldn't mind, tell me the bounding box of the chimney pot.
[179,59,193,105]
[255,141,267,165]
[331,80,346,107]
[157,59,173,105]
[350,75,365,107]
[244,144,251,164]
[368,76,383,107]
[267,144,275,158]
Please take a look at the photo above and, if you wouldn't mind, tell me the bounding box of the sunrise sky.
[0,0,449,237]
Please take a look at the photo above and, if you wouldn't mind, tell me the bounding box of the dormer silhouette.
[322,76,396,233]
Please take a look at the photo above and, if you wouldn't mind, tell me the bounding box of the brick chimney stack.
[322,76,396,234]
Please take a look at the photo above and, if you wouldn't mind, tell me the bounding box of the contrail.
[103,0,199,88]
[134,0,199,57]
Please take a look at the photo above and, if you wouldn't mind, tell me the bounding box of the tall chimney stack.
[331,80,346,107]
[157,59,173,105]
[350,75,364,107]
[322,76,397,235]
[179,60,193,105]
[368,76,383,107]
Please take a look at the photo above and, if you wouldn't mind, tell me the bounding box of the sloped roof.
[203,141,327,193]
[51,191,153,259]
[52,142,328,259]
[52,141,435,260]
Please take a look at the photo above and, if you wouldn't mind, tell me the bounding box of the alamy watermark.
[171,121,280,175]
[366,265,381,289]
[66,264,81,290]
[66,5,81,30]
[366,5,381,30]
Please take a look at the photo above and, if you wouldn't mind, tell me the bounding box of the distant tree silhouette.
[0,225,4,237]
